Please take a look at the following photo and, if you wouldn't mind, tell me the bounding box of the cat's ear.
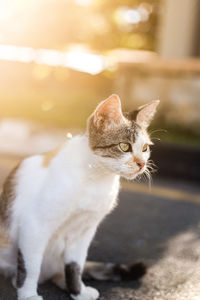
[136,100,160,129]
[94,94,125,129]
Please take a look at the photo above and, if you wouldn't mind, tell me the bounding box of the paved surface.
[0,155,200,300]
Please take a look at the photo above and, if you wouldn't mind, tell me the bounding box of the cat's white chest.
[75,173,119,213]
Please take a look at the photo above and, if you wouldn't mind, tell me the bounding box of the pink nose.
[136,161,145,169]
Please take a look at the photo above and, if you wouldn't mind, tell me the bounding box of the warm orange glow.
[0,44,106,75]
[41,101,55,112]
[74,0,93,6]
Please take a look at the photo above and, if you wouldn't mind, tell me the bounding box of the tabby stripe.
[94,143,118,150]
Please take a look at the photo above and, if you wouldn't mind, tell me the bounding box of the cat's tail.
[83,261,147,282]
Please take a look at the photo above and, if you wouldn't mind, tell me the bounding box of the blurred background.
[0,0,199,181]
[1,2,200,299]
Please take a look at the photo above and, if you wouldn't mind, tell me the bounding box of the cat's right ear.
[136,100,160,129]
[93,94,125,129]
[127,100,160,129]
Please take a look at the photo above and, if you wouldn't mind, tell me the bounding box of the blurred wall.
[114,0,200,143]
[158,0,200,58]
[114,59,200,136]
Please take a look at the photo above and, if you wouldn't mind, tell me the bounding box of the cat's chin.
[120,168,146,180]
[120,172,139,180]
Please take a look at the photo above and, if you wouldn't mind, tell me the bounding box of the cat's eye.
[119,143,132,152]
[142,144,149,152]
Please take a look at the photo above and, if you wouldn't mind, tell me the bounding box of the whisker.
[135,176,141,183]
[151,137,161,142]
[147,165,157,173]
[149,129,167,135]
[147,160,157,173]
[144,168,152,190]
[140,173,146,183]
[143,170,149,186]
[134,158,156,189]
[148,159,156,164]
[149,128,167,144]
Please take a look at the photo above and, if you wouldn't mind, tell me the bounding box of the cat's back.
[10,137,90,217]
[0,154,44,215]
[14,140,71,198]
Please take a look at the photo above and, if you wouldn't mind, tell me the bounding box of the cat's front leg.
[65,263,99,300]
[16,222,49,300]
[65,228,99,300]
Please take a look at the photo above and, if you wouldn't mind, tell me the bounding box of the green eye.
[119,143,131,152]
[142,144,149,152]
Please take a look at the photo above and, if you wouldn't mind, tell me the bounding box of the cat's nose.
[136,161,145,169]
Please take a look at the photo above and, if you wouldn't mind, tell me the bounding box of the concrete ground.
[0,155,200,300]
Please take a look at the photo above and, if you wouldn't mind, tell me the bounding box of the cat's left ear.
[93,94,125,129]
[136,100,160,129]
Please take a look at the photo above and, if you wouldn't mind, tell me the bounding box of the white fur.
[71,285,99,300]
[0,135,120,300]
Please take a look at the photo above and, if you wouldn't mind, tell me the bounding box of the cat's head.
[87,94,159,180]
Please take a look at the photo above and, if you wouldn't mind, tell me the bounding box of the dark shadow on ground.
[89,190,200,264]
[1,189,200,299]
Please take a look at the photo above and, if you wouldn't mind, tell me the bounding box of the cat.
[0,94,159,300]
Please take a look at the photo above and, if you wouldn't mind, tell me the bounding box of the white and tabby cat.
[0,94,159,300]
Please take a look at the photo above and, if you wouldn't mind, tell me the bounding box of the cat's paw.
[71,286,99,300]
[84,287,99,300]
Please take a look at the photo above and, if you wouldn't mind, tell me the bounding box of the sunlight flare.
[0,44,106,75]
